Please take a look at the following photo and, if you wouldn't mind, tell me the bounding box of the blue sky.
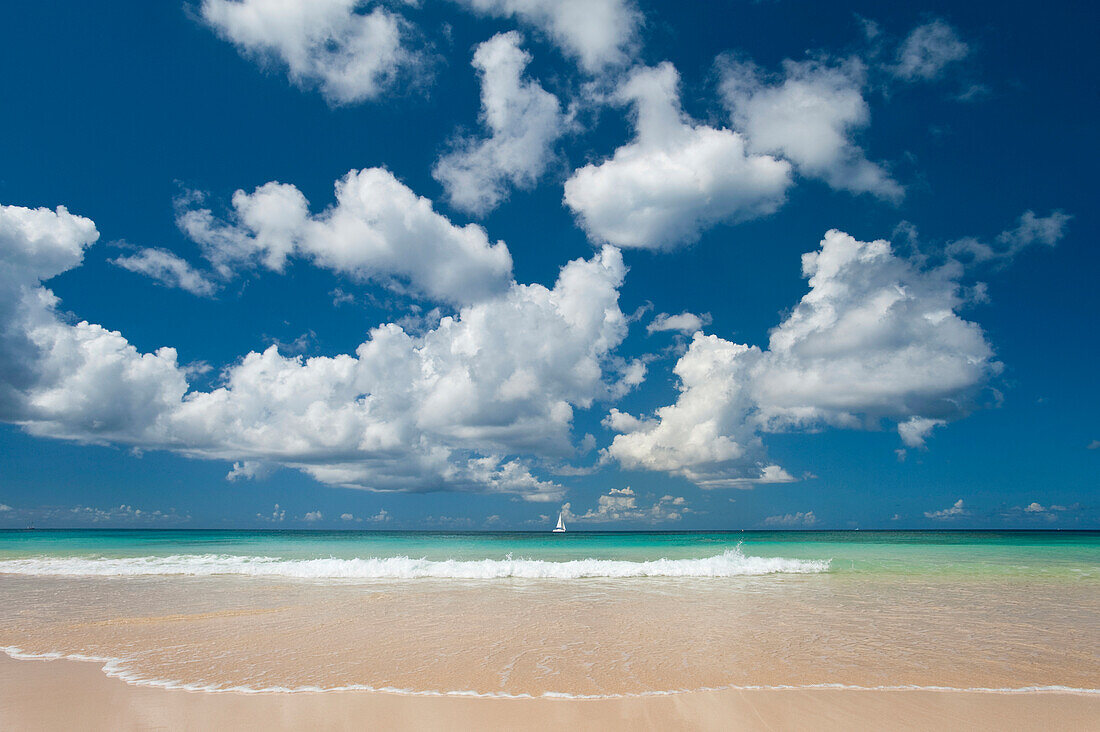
[0,0,1096,530]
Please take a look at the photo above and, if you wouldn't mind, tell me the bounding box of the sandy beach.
[2,654,1098,731]
[1,531,1097,730]
[2,531,1096,732]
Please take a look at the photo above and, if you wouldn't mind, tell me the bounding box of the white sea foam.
[0,548,829,579]
[2,647,1097,698]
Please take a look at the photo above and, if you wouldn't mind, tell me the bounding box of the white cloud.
[112,248,218,297]
[1,502,189,526]
[898,416,945,448]
[227,460,273,481]
[603,334,766,487]
[763,510,816,527]
[0,204,98,280]
[718,56,903,201]
[924,499,968,520]
[602,407,645,433]
[947,210,1071,266]
[330,288,356,306]
[735,464,796,487]
[647,311,710,335]
[752,230,996,429]
[433,32,568,216]
[605,229,1000,486]
[562,487,687,523]
[177,168,515,306]
[893,20,969,81]
[0,203,631,502]
[0,504,11,511]
[1089,440,1100,450]
[303,510,323,522]
[165,244,629,499]
[0,204,100,418]
[257,503,286,522]
[0,208,186,444]
[200,0,420,105]
[564,62,792,250]
[71,504,188,524]
[366,508,391,523]
[1020,502,1068,518]
[758,464,796,483]
[340,512,356,521]
[453,0,640,72]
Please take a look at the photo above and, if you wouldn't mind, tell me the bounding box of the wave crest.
[0,548,829,579]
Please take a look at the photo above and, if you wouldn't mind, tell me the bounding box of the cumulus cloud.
[303,510,323,522]
[946,210,1071,266]
[723,464,797,488]
[0,202,633,502]
[453,0,640,72]
[112,248,218,296]
[924,499,968,520]
[177,168,514,306]
[564,62,792,250]
[893,20,969,81]
[762,510,816,527]
[200,0,421,105]
[604,335,766,487]
[257,503,286,522]
[752,230,997,428]
[718,56,903,201]
[170,240,627,497]
[434,32,568,216]
[0,204,99,418]
[647,311,710,335]
[1017,502,1071,523]
[562,487,687,523]
[227,460,274,481]
[0,502,189,526]
[897,416,945,448]
[0,205,187,445]
[605,229,1000,486]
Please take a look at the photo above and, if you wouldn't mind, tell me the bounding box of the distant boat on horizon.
[552,512,566,533]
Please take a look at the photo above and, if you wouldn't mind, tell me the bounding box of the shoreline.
[4,646,1098,699]
[2,655,1098,731]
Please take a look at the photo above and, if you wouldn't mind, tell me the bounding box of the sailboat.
[552,511,567,533]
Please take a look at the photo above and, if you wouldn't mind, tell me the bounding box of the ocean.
[1,530,1097,697]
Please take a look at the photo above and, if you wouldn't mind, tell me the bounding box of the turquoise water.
[0,530,1096,580]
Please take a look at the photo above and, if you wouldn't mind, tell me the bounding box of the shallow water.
[1,530,1097,697]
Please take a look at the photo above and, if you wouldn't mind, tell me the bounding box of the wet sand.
[2,654,1097,731]
[2,574,1097,696]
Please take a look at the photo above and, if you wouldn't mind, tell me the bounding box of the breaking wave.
[0,548,829,579]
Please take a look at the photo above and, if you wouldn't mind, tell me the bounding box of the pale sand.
[4,575,1097,696]
[1,656,1097,731]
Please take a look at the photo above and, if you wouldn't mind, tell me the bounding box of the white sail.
[553,512,566,532]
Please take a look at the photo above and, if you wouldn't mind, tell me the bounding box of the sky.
[0,0,1096,530]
